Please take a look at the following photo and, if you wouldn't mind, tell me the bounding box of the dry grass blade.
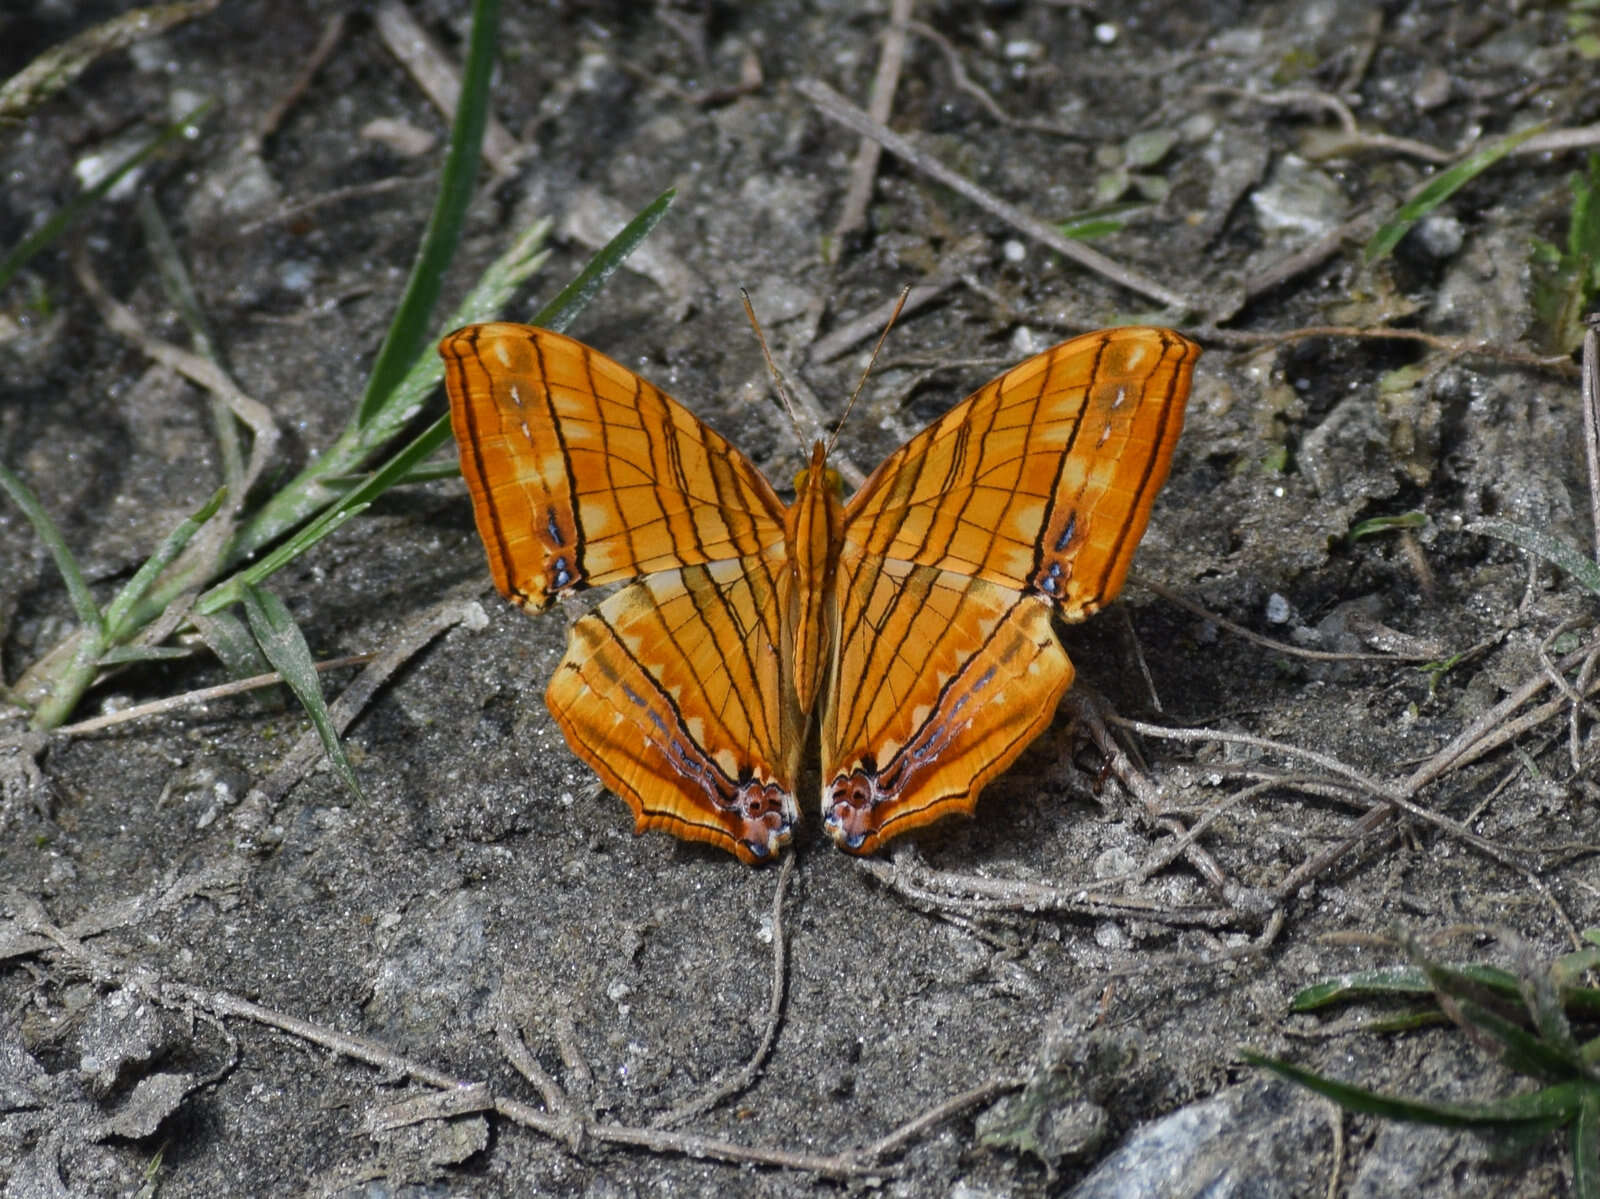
[373,0,525,176]
[0,0,220,121]
[827,0,912,252]
[796,77,1193,312]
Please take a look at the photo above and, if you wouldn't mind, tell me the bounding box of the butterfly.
[440,321,1199,864]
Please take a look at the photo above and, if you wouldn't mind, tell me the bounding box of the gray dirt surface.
[2,2,1596,1196]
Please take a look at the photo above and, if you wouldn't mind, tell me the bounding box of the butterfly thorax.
[785,442,844,717]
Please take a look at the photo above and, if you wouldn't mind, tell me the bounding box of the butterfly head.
[791,456,844,501]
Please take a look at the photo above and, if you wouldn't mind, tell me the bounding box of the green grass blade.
[1349,511,1427,540]
[213,182,668,605]
[190,610,272,683]
[0,461,104,640]
[1577,1086,1600,1199]
[137,193,219,360]
[530,188,676,332]
[355,0,500,427]
[1553,940,1600,999]
[5,456,115,728]
[0,101,213,295]
[1291,964,1523,1011]
[204,503,369,617]
[96,645,195,665]
[1467,519,1600,596]
[1366,124,1548,262]
[1056,200,1149,240]
[439,216,554,333]
[350,224,551,439]
[1357,1009,1456,1034]
[200,420,458,616]
[241,583,364,803]
[1403,946,1586,1081]
[386,460,463,486]
[223,219,549,571]
[200,179,674,610]
[1242,1050,1580,1130]
[103,487,226,639]
[1453,997,1587,1081]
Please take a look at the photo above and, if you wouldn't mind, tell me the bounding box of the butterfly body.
[441,321,1198,863]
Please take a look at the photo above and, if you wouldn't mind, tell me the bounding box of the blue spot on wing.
[1054,512,1077,552]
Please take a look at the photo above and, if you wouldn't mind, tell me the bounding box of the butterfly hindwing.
[820,557,1073,853]
[545,557,802,864]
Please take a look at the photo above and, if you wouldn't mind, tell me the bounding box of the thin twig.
[52,653,374,736]
[829,0,913,250]
[495,1020,586,1152]
[796,77,1192,311]
[1583,322,1600,567]
[1067,688,1233,894]
[1237,211,1377,306]
[1134,575,1446,662]
[236,175,427,238]
[1100,907,1289,981]
[1126,777,1283,886]
[860,1075,1024,1162]
[652,854,795,1128]
[1514,124,1600,156]
[1203,86,1600,165]
[1199,85,1361,138]
[1195,323,1579,377]
[1114,718,1540,879]
[552,1011,594,1095]
[245,11,347,154]
[1534,620,1600,776]
[905,20,1086,138]
[1403,635,1600,792]
[1113,651,1594,946]
[373,0,525,176]
[11,902,883,1178]
[807,234,991,365]
[854,844,1247,928]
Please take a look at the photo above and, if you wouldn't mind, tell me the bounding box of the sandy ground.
[2,2,1596,1195]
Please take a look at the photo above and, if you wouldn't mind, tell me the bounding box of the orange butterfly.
[440,321,1198,864]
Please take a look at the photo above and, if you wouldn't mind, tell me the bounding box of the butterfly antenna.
[740,288,810,449]
[825,285,910,456]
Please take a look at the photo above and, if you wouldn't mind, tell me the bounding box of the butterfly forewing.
[841,327,1197,620]
[441,323,788,610]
